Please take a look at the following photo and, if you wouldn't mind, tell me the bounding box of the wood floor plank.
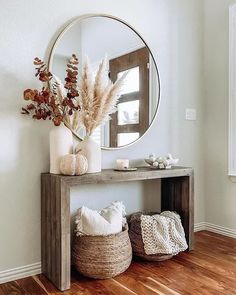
[196,231,236,246]
[97,279,136,295]
[114,272,158,295]
[34,274,62,294]
[173,255,236,293]
[1,231,236,294]
[116,266,181,295]
[115,262,197,295]
[195,232,236,254]
[135,261,204,295]
[172,257,235,294]
[0,281,25,295]
[179,251,236,280]
[72,279,122,295]
[72,271,129,295]
[16,277,48,295]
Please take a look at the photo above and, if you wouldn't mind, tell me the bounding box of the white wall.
[204,0,236,230]
[0,0,205,273]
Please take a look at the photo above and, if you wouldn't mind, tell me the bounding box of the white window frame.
[229,4,236,176]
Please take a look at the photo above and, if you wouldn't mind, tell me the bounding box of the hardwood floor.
[0,231,235,294]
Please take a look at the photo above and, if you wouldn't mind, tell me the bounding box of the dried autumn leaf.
[24,89,37,100]
[21,107,30,114]
[68,109,73,116]
[34,57,44,66]
[53,116,63,126]
[71,71,78,77]
[27,104,35,110]
[36,95,46,104]
[69,55,79,65]
[39,71,52,82]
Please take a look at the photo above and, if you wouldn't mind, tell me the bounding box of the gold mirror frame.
[48,14,161,150]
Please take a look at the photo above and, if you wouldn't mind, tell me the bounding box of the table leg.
[161,175,194,250]
[41,175,71,291]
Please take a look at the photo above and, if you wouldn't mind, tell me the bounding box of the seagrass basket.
[128,212,174,261]
[72,225,132,279]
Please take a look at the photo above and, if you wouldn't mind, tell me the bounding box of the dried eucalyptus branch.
[21,55,80,127]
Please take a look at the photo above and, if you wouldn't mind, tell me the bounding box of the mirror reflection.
[50,16,160,149]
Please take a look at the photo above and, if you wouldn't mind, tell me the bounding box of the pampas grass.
[72,56,127,136]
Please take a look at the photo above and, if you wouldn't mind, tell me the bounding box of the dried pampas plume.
[72,56,127,136]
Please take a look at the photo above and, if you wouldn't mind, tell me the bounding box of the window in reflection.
[118,67,139,95]
[118,100,139,125]
[117,132,139,146]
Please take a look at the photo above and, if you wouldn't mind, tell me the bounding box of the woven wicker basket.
[128,212,174,261]
[72,225,132,279]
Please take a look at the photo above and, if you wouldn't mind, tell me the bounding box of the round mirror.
[49,14,160,149]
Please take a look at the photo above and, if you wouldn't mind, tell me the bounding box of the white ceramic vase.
[50,125,73,174]
[76,135,101,173]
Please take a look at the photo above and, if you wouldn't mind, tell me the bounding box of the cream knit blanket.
[141,211,188,255]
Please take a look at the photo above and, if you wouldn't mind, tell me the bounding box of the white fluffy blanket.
[141,211,188,255]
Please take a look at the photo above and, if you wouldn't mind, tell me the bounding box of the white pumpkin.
[60,153,88,176]
[75,153,88,175]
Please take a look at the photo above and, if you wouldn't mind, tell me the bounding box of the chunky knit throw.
[140,211,188,255]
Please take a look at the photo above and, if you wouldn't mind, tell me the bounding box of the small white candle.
[116,159,129,170]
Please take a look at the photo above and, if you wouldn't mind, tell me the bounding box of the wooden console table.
[41,166,194,291]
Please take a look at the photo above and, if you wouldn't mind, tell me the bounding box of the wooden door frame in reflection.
[109,47,149,147]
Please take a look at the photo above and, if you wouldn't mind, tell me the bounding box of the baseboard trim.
[194,222,236,239]
[194,222,206,232]
[204,222,236,239]
[0,262,41,284]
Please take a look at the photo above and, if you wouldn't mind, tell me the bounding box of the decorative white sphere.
[153,161,159,167]
[159,163,165,169]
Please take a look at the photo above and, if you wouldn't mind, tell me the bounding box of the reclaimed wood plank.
[42,167,193,186]
[161,173,194,250]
